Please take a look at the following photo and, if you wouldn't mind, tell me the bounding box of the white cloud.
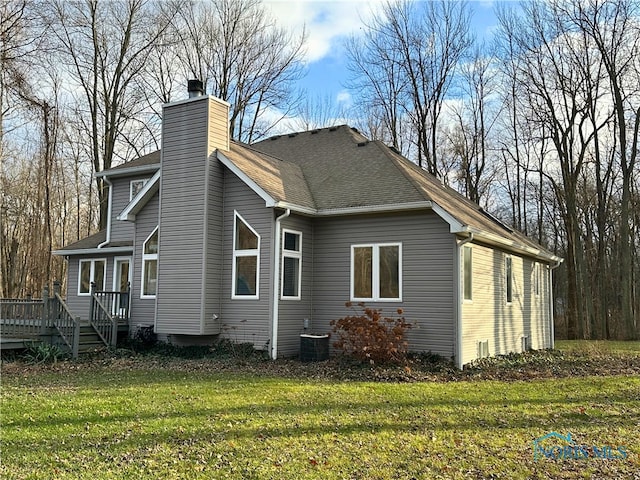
[264,0,386,63]
[336,89,352,105]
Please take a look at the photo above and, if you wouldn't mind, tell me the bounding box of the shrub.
[22,342,67,364]
[329,302,413,364]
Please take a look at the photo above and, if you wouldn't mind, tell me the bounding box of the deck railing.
[89,282,129,348]
[0,296,46,338]
[50,291,81,359]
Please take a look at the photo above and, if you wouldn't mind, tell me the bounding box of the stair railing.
[50,282,81,359]
[89,283,129,348]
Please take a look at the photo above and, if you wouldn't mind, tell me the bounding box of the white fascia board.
[52,246,133,256]
[117,170,161,221]
[430,203,467,233]
[469,230,563,263]
[217,151,278,207]
[95,164,159,179]
[162,94,230,110]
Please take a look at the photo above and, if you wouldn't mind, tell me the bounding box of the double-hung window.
[78,259,106,295]
[141,227,158,298]
[463,246,472,301]
[351,243,401,301]
[281,230,302,300]
[505,256,513,303]
[232,212,260,298]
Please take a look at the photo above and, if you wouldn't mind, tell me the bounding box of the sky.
[263,0,502,111]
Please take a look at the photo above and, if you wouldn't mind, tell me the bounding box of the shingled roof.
[249,125,558,260]
[96,124,558,261]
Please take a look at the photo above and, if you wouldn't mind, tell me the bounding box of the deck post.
[72,316,81,359]
[41,286,49,335]
[89,282,96,325]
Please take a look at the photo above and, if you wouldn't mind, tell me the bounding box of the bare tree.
[347,0,473,174]
[495,0,639,340]
[170,0,306,143]
[45,0,176,229]
[562,0,640,339]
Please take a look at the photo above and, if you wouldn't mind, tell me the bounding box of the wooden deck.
[1,285,130,357]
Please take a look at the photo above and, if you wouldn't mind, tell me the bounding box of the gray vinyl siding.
[130,192,159,330]
[312,210,455,359]
[64,255,114,319]
[460,243,552,365]
[203,158,225,335]
[220,171,273,351]
[109,176,149,243]
[155,98,215,335]
[276,214,313,357]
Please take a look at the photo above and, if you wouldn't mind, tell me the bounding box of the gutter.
[455,233,474,370]
[271,208,290,360]
[97,176,113,248]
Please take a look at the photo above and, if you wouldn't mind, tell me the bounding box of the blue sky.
[264,0,502,110]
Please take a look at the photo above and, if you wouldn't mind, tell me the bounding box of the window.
[78,259,106,295]
[281,230,302,299]
[130,178,149,200]
[505,256,513,303]
[232,212,260,298]
[351,243,401,301]
[463,246,472,301]
[141,228,158,298]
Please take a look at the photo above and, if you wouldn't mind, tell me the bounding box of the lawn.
[1,342,639,479]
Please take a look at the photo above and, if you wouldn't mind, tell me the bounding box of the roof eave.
[116,170,161,221]
[217,150,279,208]
[465,229,563,263]
[52,246,134,256]
[96,164,160,179]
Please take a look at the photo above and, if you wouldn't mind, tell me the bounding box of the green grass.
[555,339,640,354]
[1,342,639,479]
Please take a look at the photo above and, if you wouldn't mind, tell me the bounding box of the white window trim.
[232,211,260,299]
[78,258,107,296]
[141,227,158,299]
[281,229,302,300]
[350,243,402,302]
[130,178,150,200]
[533,262,540,297]
[462,245,473,303]
[505,255,513,305]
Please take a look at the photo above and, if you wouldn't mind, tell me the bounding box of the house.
[54,82,562,368]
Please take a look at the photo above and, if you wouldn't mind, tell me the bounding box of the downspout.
[455,232,474,370]
[549,260,562,350]
[97,176,113,248]
[271,208,290,360]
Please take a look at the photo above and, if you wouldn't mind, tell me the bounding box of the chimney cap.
[187,79,205,98]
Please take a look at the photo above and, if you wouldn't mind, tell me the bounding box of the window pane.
[379,245,399,298]
[235,256,257,295]
[144,230,158,254]
[463,247,472,301]
[282,256,299,297]
[94,261,106,291]
[283,232,299,252]
[131,179,146,199]
[143,260,157,296]
[354,247,372,298]
[506,257,513,302]
[80,262,91,293]
[236,219,258,250]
